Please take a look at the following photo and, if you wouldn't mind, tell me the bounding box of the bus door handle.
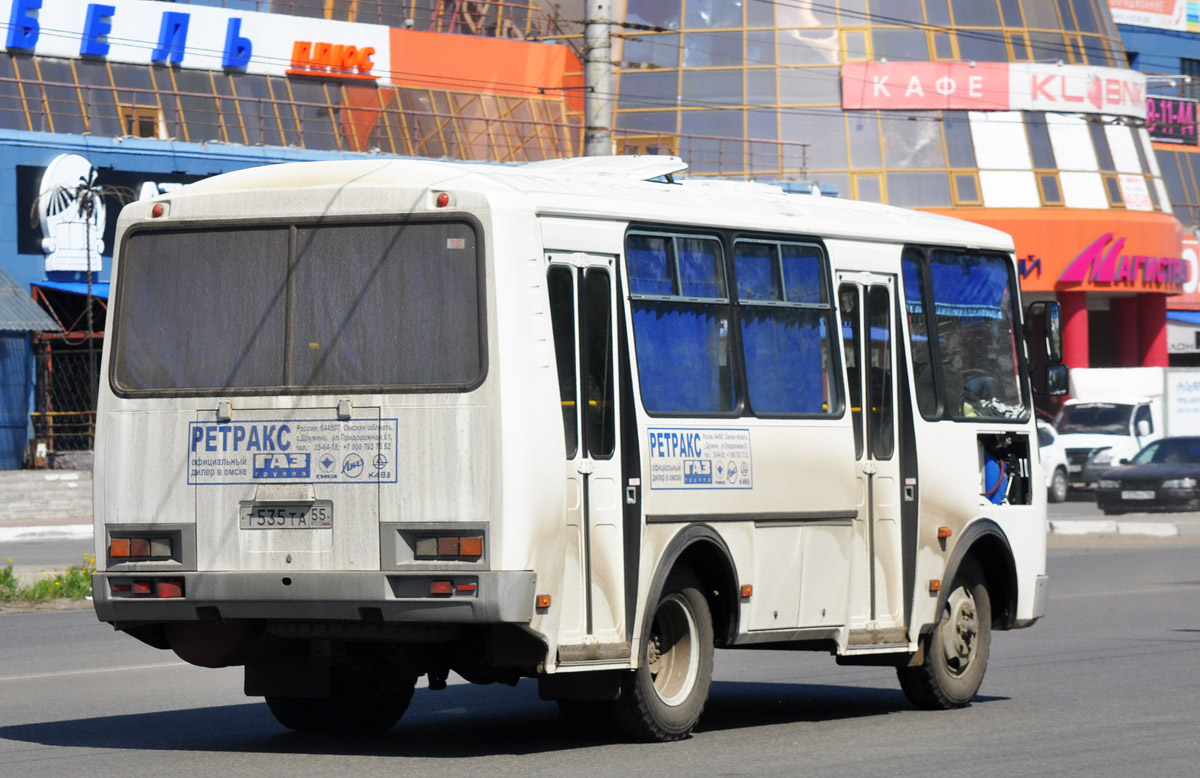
[577,460,594,475]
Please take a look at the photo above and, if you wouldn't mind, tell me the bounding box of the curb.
[0,524,93,543]
[1049,519,1180,538]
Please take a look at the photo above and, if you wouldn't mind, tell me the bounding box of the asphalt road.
[1,543,1197,778]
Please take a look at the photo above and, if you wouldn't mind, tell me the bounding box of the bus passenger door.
[547,255,627,654]
[838,274,906,644]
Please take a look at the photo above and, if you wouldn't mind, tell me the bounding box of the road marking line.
[0,661,186,683]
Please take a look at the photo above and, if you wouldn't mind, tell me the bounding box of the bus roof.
[169,156,1016,252]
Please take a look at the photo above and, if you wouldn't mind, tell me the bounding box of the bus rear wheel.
[611,569,713,742]
[266,665,416,733]
[897,558,991,710]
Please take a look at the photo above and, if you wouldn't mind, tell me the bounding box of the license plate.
[1120,490,1155,500]
[1068,464,1082,473]
[240,501,333,529]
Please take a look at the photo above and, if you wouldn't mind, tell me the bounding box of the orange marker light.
[740,584,753,599]
[459,536,483,558]
[929,580,942,592]
[937,527,952,539]
[535,594,552,609]
[110,538,131,558]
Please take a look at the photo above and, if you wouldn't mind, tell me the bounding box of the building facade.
[1109,0,1200,364]
[0,0,583,466]
[612,0,1184,376]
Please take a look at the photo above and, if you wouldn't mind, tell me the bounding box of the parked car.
[1038,421,1070,503]
[1095,436,1200,515]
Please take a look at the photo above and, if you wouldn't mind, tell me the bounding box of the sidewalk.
[0,469,93,543]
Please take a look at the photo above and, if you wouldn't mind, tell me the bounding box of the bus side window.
[583,269,616,459]
[548,265,579,458]
[867,284,894,460]
[838,283,864,459]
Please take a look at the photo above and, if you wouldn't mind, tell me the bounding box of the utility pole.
[584,0,613,156]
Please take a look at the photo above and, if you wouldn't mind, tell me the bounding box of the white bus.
[92,155,1064,742]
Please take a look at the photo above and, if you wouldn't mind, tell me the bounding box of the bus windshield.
[112,221,484,394]
[904,249,1027,420]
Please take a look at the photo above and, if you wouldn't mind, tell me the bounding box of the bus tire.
[266,666,416,733]
[611,569,713,742]
[897,557,991,710]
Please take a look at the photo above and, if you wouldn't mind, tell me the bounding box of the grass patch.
[1,554,95,602]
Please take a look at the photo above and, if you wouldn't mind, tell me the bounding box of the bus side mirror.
[1026,301,1063,363]
[1035,364,1069,397]
[1026,302,1066,396]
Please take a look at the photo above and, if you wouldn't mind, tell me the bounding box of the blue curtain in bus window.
[781,245,822,303]
[627,235,674,295]
[741,308,824,414]
[734,242,779,300]
[633,302,729,413]
[677,237,724,298]
[906,253,1008,320]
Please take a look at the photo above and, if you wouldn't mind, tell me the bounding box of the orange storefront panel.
[388,28,582,110]
[926,208,1185,294]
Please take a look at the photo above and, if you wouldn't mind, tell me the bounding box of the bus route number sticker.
[187,419,399,485]
[647,428,752,490]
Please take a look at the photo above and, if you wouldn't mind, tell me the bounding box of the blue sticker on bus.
[648,428,752,490]
[187,419,398,485]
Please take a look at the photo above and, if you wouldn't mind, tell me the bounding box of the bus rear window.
[112,221,483,393]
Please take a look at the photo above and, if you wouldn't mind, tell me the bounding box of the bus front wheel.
[612,568,714,742]
[897,557,991,709]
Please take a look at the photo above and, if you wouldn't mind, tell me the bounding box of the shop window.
[1065,35,1085,64]
[36,58,86,135]
[1071,0,1100,32]
[957,31,1010,63]
[1037,173,1064,206]
[1089,121,1116,172]
[1008,31,1030,61]
[1024,112,1056,169]
[681,31,743,67]
[952,172,982,205]
[0,56,27,131]
[943,111,976,168]
[872,28,930,61]
[1028,32,1067,63]
[118,105,165,138]
[74,59,120,137]
[1103,173,1125,207]
[1181,59,1200,101]
[926,0,952,27]
[841,29,868,61]
[880,0,924,25]
[172,68,224,144]
[887,171,951,207]
[848,111,881,168]
[950,0,1000,26]
[12,55,49,132]
[999,0,1025,27]
[209,74,241,145]
[1080,35,1107,66]
[1021,0,1061,29]
[932,32,956,60]
[854,173,882,202]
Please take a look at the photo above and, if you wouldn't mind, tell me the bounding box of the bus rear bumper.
[92,570,537,624]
